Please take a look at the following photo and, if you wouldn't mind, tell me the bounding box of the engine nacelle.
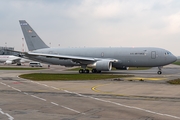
[5,60,14,64]
[96,60,112,71]
[115,66,129,70]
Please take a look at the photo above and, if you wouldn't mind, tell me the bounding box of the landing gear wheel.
[92,69,97,73]
[79,69,89,73]
[79,69,84,73]
[91,69,101,73]
[84,69,89,73]
[17,63,21,66]
[157,71,162,75]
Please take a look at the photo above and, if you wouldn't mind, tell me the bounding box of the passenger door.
[151,51,156,59]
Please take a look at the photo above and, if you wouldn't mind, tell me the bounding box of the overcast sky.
[1,0,180,55]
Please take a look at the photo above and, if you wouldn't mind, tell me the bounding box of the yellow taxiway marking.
[92,77,166,94]
[91,83,163,101]
[60,85,94,91]
[91,83,112,94]
[91,83,130,97]
[123,77,166,81]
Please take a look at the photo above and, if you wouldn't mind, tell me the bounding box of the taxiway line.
[16,76,180,119]
[0,80,83,115]
[0,108,14,120]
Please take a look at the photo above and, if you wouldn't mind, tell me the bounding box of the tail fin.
[19,20,49,51]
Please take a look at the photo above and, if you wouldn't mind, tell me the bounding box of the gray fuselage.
[30,47,177,68]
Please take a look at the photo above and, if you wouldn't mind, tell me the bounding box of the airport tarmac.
[0,64,180,120]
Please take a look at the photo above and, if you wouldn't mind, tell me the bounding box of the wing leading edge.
[27,52,118,64]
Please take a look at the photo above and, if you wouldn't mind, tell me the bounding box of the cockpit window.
[165,51,172,55]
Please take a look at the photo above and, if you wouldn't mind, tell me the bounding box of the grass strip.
[173,61,180,65]
[167,79,180,85]
[128,67,151,70]
[19,73,133,81]
[0,67,45,70]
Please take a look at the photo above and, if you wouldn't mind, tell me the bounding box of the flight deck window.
[165,52,171,55]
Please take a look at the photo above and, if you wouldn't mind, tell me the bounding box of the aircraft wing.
[3,56,22,64]
[27,52,118,64]
[8,57,21,63]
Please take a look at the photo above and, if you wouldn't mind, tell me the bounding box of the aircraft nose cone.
[171,55,177,63]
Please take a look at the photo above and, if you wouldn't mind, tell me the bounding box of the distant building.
[0,47,14,55]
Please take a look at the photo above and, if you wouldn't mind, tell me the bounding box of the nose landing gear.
[157,71,162,75]
[157,67,162,75]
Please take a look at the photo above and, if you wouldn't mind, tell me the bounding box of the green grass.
[0,67,45,70]
[167,79,180,85]
[67,67,151,71]
[173,61,180,65]
[19,73,133,81]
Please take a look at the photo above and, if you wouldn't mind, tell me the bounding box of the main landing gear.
[91,69,101,73]
[157,67,162,75]
[79,69,89,73]
[79,69,101,74]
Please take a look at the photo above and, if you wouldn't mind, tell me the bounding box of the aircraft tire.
[92,69,97,73]
[85,69,89,73]
[157,71,162,75]
[79,69,83,73]
[17,63,21,66]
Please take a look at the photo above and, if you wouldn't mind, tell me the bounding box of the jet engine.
[5,60,14,64]
[95,60,112,71]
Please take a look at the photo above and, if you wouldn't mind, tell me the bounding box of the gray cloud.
[0,0,180,55]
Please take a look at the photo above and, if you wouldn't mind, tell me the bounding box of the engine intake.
[5,60,13,64]
[96,60,112,71]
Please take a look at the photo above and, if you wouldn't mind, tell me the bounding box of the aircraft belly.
[115,55,162,67]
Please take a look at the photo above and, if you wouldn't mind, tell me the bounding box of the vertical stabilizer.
[19,20,49,51]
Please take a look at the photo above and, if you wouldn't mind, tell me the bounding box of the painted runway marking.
[0,108,14,120]
[42,84,49,87]
[63,90,180,119]
[16,77,180,119]
[50,86,59,90]
[91,83,112,93]
[31,95,47,101]
[1,79,84,115]
[51,102,59,106]
[23,92,29,95]
[11,87,21,92]
[0,82,7,86]
[123,77,165,81]
[61,105,81,114]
